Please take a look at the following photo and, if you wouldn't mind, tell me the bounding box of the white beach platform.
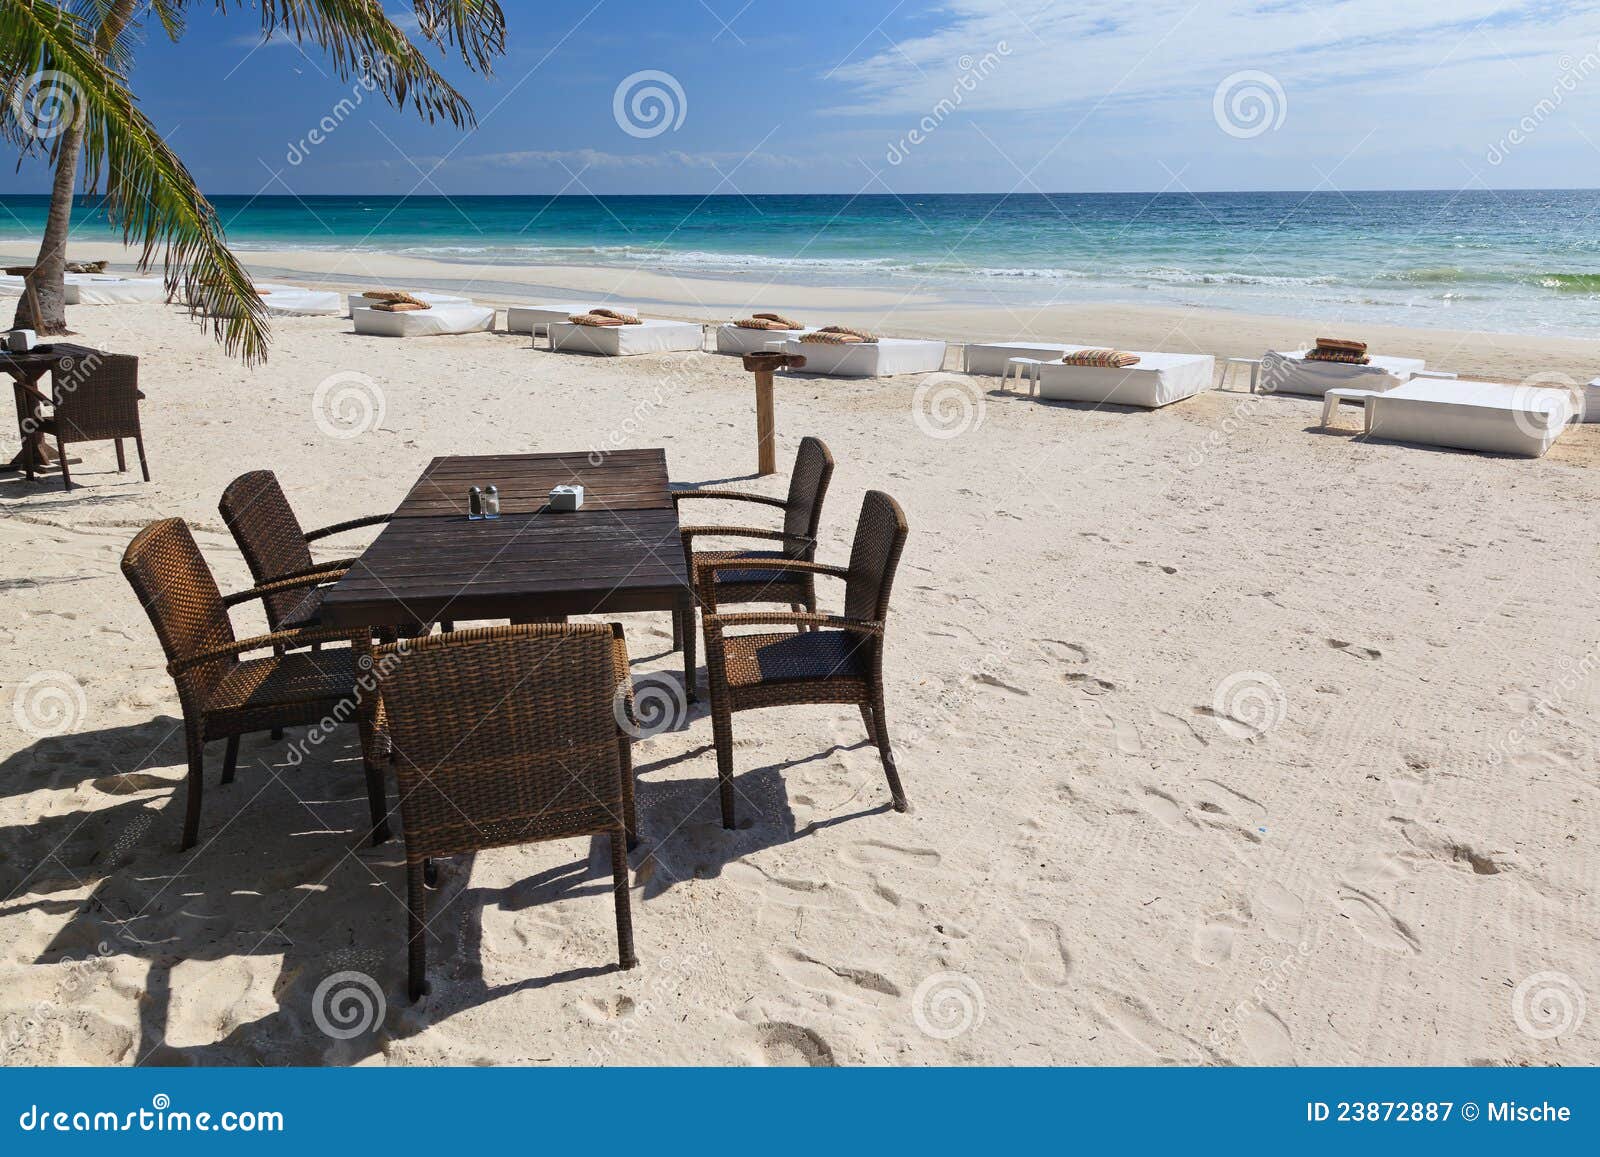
[1364,379,1576,457]
[780,337,947,377]
[549,318,704,356]
[506,303,639,336]
[963,342,1080,376]
[346,291,471,317]
[0,272,167,304]
[1260,349,1423,397]
[1033,351,1215,408]
[256,283,342,317]
[715,324,813,356]
[351,302,496,338]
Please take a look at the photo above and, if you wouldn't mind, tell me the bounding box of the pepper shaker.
[467,485,484,521]
[484,484,501,519]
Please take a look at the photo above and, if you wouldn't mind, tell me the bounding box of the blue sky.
[6,0,1600,195]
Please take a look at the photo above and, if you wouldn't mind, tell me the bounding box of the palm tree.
[2,0,506,360]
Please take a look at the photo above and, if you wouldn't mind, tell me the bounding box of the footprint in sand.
[1251,881,1305,944]
[754,1021,837,1067]
[1033,638,1090,665]
[1336,888,1421,954]
[1082,703,1141,754]
[1092,987,1201,1061]
[1240,1006,1295,1064]
[772,948,900,1001]
[575,993,637,1024]
[1192,908,1247,967]
[1020,918,1072,989]
[1327,638,1382,661]
[1139,787,1190,830]
[840,841,942,870]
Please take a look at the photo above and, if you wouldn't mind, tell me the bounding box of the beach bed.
[549,318,704,356]
[963,342,1080,376]
[352,302,496,338]
[1364,379,1576,457]
[255,283,342,317]
[779,337,946,378]
[345,291,472,317]
[1260,349,1423,397]
[715,323,813,356]
[506,303,638,337]
[1,273,169,305]
[1033,351,1214,408]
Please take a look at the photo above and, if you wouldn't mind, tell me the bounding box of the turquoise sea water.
[2,190,1598,337]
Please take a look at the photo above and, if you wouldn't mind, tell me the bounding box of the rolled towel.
[591,308,641,324]
[64,260,108,274]
[370,300,431,312]
[363,289,428,306]
[1060,348,1140,368]
[1304,348,1370,365]
[733,317,790,330]
[800,330,865,344]
[569,312,625,327]
[819,324,878,343]
[1314,337,1367,355]
[753,312,802,329]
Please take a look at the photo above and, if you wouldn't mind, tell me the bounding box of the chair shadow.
[669,474,762,489]
[9,703,892,1064]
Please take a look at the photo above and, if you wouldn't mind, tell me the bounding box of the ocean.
[2,190,1598,338]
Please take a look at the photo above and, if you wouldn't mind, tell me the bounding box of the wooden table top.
[318,449,690,628]
[0,342,102,375]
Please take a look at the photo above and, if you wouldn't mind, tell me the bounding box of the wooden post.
[754,368,776,476]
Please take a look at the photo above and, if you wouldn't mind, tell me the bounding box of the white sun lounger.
[715,324,814,356]
[963,342,1080,376]
[1032,351,1215,408]
[346,291,472,318]
[0,272,167,304]
[254,283,342,317]
[1260,349,1423,398]
[351,302,496,338]
[549,318,704,356]
[779,337,947,378]
[1365,379,1576,457]
[506,303,639,336]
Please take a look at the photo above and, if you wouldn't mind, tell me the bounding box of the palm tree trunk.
[11,0,139,335]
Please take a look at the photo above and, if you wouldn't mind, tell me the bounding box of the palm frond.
[0,0,269,362]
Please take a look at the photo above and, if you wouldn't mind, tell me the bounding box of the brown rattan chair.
[121,518,388,851]
[701,490,909,829]
[17,353,147,491]
[364,624,638,1000]
[218,470,391,633]
[671,436,834,693]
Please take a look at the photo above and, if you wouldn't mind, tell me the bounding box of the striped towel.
[371,301,430,312]
[1060,348,1140,368]
[800,330,864,344]
[1304,348,1370,365]
[753,312,802,329]
[733,317,791,330]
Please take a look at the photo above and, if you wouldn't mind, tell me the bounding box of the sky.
[6,0,1600,196]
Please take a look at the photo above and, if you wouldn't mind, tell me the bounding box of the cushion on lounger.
[591,308,642,324]
[733,318,789,330]
[1060,348,1141,368]
[1305,348,1370,365]
[800,330,865,344]
[753,312,802,328]
[371,301,431,312]
[363,290,428,306]
[818,325,878,343]
[1315,337,1368,355]
[569,313,625,327]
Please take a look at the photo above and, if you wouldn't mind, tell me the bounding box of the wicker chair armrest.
[671,489,788,510]
[699,557,847,580]
[11,379,53,408]
[304,512,390,541]
[705,612,882,636]
[271,558,359,583]
[169,627,363,675]
[680,525,813,549]
[222,570,344,607]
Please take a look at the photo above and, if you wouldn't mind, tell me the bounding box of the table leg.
[754,370,776,476]
[679,590,697,702]
[4,370,56,471]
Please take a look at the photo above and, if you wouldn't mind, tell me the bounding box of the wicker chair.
[16,353,147,491]
[364,624,638,1000]
[671,436,834,693]
[121,518,387,852]
[701,490,909,829]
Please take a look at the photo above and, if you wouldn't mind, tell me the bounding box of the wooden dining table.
[2,342,100,473]
[317,448,698,695]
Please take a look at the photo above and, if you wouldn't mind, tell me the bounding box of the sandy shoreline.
[1,252,1597,1066]
[7,242,1600,384]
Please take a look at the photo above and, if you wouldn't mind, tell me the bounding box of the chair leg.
[180,729,206,851]
[55,435,69,491]
[134,433,150,482]
[670,604,683,650]
[619,737,638,850]
[711,699,737,829]
[869,689,908,812]
[115,438,126,472]
[406,860,429,1001]
[358,715,390,845]
[220,735,240,784]
[682,604,697,702]
[859,703,876,745]
[611,829,637,969]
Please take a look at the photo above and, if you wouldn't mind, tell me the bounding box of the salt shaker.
[467,485,484,521]
[484,485,501,519]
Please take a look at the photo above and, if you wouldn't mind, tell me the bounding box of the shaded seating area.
[11,351,149,490]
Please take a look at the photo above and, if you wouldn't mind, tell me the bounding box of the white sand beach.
[2,254,1598,1066]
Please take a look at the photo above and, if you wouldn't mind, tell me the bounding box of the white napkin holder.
[549,484,584,511]
[6,329,37,353]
